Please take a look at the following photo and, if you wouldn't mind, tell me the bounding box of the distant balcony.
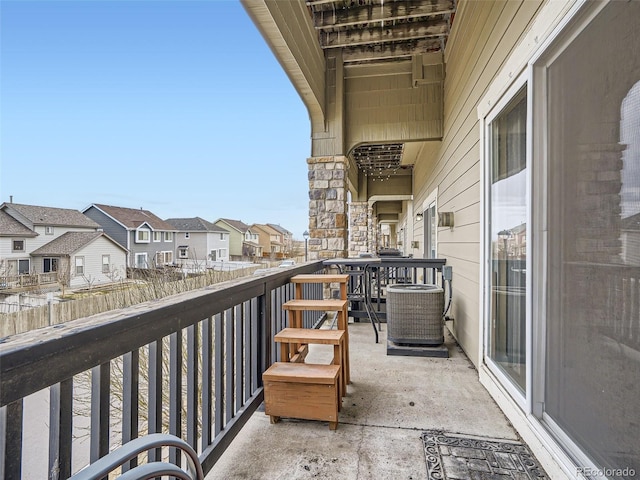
[0,272,58,290]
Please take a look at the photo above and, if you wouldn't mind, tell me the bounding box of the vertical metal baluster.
[148,340,163,464]
[186,323,198,451]
[169,330,182,466]
[244,301,252,401]
[214,313,224,436]
[247,298,264,393]
[235,304,243,411]
[122,350,139,473]
[225,308,234,422]
[49,379,73,479]
[201,317,213,448]
[90,363,110,469]
[257,293,267,389]
[1,401,23,479]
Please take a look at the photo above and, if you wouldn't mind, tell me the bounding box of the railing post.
[49,379,73,479]
[148,340,163,464]
[1,401,23,479]
[122,350,139,472]
[258,284,272,385]
[186,324,199,451]
[169,331,182,467]
[90,363,110,464]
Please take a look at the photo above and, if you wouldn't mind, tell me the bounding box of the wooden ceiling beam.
[320,20,448,48]
[312,0,455,30]
[342,38,441,62]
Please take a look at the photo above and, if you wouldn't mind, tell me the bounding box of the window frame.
[43,257,58,273]
[136,228,150,244]
[12,239,25,252]
[481,70,532,411]
[18,259,30,275]
[75,256,85,276]
[102,255,110,274]
[135,253,148,269]
[422,188,438,259]
[527,2,630,472]
[477,3,619,476]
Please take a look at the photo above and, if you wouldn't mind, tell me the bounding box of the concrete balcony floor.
[207,321,519,479]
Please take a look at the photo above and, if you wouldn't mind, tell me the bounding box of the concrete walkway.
[206,321,519,480]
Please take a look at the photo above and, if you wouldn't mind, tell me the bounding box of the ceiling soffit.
[305,0,455,178]
[307,0,455,65]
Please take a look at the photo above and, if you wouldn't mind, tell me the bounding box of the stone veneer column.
[348,201,369,257]
[307,156,348,260]
[367,204,378,254]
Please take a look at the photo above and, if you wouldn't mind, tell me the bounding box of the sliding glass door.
[487,86,528,395]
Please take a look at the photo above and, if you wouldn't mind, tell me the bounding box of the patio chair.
[347,267,382,343]
[69,433,204,480]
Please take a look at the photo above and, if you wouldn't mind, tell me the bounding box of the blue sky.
[0,0,312,238]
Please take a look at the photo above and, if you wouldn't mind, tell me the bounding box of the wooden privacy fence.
[0,267,264,338]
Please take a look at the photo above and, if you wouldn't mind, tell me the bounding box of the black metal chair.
[69,433,204,480]
[347,266,382,343]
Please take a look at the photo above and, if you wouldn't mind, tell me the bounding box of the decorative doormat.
[422,430,549,479]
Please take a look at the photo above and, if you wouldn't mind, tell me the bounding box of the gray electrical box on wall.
[443,266,453,280]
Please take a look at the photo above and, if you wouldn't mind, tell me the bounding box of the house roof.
[622,212,640,231]
[253,223,281,236]
[0,210,38,237]
[31,232,125,256]
[1,203,100,229]
[89,204,176,231]
[165,217,228,233]
[267,223,292,236]
[216,218,251,234]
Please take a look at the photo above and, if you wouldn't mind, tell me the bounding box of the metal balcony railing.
[0,261,325,479]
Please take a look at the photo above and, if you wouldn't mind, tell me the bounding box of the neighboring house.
[267,223,293,256]
[165,217,230,265]
[30,232,127,288]
[0,202,100,277]
[251,223,284,258]
[83,204,177,269]
[214,218,263,260]
[0,209,38,276]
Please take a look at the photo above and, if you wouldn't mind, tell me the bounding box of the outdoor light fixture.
[438,212,454,228]
[303,230,309,262]
[415,212,424,221]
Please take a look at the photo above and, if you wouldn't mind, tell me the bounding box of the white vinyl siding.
[68,237,126,287]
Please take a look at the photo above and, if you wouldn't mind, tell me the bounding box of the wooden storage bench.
[263,362,341,430]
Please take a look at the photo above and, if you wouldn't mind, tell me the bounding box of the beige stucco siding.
[411,0,544,364]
